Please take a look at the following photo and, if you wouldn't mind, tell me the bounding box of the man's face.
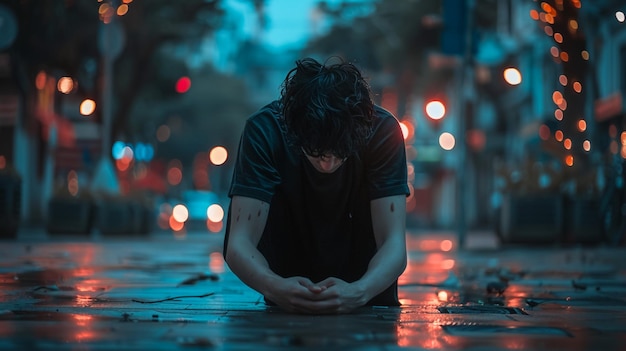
[302,149,347,173]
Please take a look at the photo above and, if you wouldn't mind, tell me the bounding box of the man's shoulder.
[242,101,287,148]
[371,105,402,133]
[373,104,397,120]
[248,101,281,123]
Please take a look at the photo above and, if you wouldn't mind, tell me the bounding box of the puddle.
[442,324,572,337]
[438,305,528,315]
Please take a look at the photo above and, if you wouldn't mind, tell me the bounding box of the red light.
[175,76,191,94]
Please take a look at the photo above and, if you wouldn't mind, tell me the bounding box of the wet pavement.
[1,227,625,350]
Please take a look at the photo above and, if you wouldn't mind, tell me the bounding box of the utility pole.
[455,0,476,249]
[91,15,124,194]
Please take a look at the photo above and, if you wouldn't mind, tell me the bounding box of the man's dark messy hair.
[280,57,374,159]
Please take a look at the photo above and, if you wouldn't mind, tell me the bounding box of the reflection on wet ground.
[0,229,625,350]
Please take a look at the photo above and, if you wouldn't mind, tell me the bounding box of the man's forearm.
[354,235,407,302]
[225,240,281,296]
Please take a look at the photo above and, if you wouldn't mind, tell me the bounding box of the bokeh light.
[503,67,522,85]
[425,100,446,120]
[80,99,96,116]
[57,77,74,94]
[172,204,189,223]
[439,132,455,151]
[175,76,191,94]
[207,204,225,223]
[209,146,228,166]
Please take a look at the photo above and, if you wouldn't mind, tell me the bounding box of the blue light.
[112,141,126,160]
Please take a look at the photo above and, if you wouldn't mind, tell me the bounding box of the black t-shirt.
[225,100,409,306]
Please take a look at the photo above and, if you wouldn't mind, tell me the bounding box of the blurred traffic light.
[175,76,191,94]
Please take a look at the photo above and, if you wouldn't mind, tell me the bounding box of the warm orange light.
[441,259,455,269]
[573,81,582,93]
[553,33,563,43]
[209,146,228,166]
[35,71,47,90]
[555,109,563,121]
[577,119,587,132]
[440,240,453,252]
[539,124,551,140]
[541,2,556,16]
[564,138,572,150]
[565,155,574,166]
[169,216,185,231]
[544,26,553,36]
[57,77,74,94]
[117,4,129,16]
[583,140,591,152]
[207,220,224,233]
[418,239,440,251]
[555,130,564,142]
[503,68,522,85]
[581,51,590,60]
[400,120,415,140]
[550,46,559,58]
[529,9,539,20]
[80,99,96,116]
[209,252,225,273]
[116,157,132,172]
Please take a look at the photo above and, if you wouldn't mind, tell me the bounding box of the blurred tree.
[4,0,240,156]
[129,64,254,166]
[302,0,498,117]
[110,0,226,140]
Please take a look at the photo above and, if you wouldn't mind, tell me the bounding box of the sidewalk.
[1,228,625,350]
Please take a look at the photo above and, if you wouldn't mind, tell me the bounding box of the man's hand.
[265,277,367,314]
[306,277,368,314]
[264,276,326,314]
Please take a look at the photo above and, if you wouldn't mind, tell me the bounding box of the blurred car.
[156,190,226,233]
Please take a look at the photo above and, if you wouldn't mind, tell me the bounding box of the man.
[223,57,409,314]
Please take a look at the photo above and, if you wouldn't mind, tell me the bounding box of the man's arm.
[313,194,407,312]
[224,195,325,313]
[357,194,408,298]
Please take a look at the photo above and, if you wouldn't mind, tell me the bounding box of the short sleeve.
[228,113,282,203]
[366,111,410,200]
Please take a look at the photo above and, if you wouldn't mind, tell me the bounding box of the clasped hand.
[266,276,367,314]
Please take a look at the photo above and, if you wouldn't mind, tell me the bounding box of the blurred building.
[450,0,626,244]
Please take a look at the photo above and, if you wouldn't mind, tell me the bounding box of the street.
[1,228,625,350]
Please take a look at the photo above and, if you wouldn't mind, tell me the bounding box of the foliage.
[301,0,499,113]
[5,0,261,169]
[129,64,255,165]
[6,0,100,89]
[110,0,225,138]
